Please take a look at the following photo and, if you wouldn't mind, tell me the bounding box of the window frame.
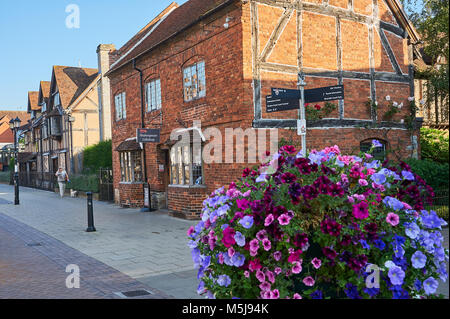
[145,78,162,112]
[114,92,127,121]
[119,150,143,183]
[169,142,203,186]
[183,61,206,102]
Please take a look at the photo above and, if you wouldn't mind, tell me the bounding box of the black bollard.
[14,172,19,205]
[86,192,96,232]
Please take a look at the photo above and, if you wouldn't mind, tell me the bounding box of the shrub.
[189,142,448,299]
[403,158,449,191]
[67,174,99,193]
[420,128,449,164]
[83,140,112,172]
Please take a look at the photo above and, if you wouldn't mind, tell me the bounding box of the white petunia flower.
[408,96,415,101]
[385,95,391,101]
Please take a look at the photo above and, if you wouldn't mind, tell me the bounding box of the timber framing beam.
[253,118,408,130]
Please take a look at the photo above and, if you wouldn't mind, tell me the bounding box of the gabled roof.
[107,0,236,75]
[0,129,14,143]
[27,91,40,113]
[115,2,179,58]
[51,65,98,109]
[386,0,420,44]
[38,81,51,106]
[0,111,30,124]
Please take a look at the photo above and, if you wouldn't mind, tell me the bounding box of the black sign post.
[136,128,160,213]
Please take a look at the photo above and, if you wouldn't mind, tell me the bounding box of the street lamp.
[9,117,21,205]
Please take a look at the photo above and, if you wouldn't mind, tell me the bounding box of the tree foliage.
[82,139,112,172]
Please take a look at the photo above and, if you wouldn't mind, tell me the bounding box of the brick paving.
[0,212,170,299]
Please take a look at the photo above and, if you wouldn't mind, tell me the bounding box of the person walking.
[55,167,69,198]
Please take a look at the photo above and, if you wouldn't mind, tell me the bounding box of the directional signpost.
[266,78,345,153]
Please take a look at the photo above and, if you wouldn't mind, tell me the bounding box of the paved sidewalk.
[0,184,201,299]
[0,213,169,298]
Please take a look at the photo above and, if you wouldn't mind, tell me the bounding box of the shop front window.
[170,143,203,185]
[120,151,143,182]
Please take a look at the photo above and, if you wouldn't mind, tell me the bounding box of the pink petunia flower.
[262,238,272,251]
[293,293,302,299]
[273,251,282,261]
[278,214,291,226]
[358,179,368,186]
[303,276,315,287]
[256,229,268,241]
[311,257,322,269]
[291,261,303,274]
[256,270,266,283]
[264,214,274,226]
[271,289,280,299]
[274,267,282,275]
[266,271,275,283]
[244,271,250,278]
[228,247,235,258]
[259,282,271,291]
[386,212,400,226]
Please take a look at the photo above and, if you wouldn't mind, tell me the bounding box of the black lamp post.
[9,117,21,205]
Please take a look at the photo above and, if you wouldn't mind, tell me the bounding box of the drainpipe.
[133,58,152,212]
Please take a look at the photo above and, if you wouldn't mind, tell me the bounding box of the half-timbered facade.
[104,0,422,218]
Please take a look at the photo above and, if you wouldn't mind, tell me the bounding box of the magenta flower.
[278,213,291,226]
[274,267,282,275]
[386,212,400,226]
[293,293,302,299]
[249,238,259,251]
[352,201,369,219]
[221,227,236,248]
[303,276,315,287]
[312,257,322,269]
[262,238,272,251]
[244,271,250,278]
[264,214,274,226]
[228,247,235,258]
[249,259,262,272]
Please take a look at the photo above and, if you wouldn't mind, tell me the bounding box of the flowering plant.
[188,142,448,299]
[305,102,337,120]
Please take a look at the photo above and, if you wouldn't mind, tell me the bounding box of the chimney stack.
[96,44,115,141]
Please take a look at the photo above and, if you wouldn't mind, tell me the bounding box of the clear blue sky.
[0,0,187,111]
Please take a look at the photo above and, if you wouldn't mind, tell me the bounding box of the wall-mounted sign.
[136,128,160,143]
[267,85,345,113]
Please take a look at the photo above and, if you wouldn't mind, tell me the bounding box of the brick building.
[102,0,422,218]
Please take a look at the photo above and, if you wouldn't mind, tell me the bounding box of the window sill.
[168,184,207,189]
[119,181,145,185]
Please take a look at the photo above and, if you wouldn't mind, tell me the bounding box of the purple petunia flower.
[411,251,427,269]
[234,231,246,247]
[239,216,254,229]
[372,140,382,148]
[401,170,415,181]
[423,277,439,295]
[388,266,405,286]
[217,274,231,287]
[370,173,386,185]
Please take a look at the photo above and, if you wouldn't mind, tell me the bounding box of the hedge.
[67,174,99,193]
[420,127,449,164]
[403,158,449,191]
[82,140,112,173]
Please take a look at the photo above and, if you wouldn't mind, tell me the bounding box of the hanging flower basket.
[188,142,448,299]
